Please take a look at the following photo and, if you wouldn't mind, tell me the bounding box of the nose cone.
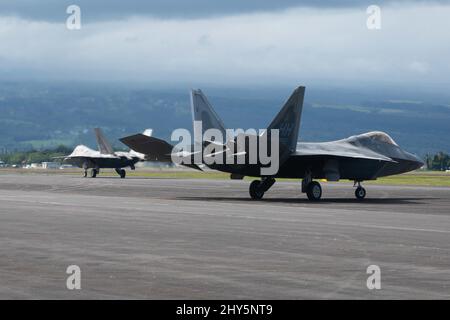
[415,158,425,170]
[376,150,424,177]
[405,152,424,170]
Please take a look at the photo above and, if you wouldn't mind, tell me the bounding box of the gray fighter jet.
[120,86,423,200]
[62,128,148,178]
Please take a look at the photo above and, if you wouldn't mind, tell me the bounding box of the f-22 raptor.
[63,128,148,178]
[121,86,424,200]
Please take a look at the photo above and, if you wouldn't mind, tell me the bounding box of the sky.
[0,0,449,89]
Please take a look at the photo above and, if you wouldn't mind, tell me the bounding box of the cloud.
[0,3,449,87]
[408,61,430,74]
[1,0,446,21]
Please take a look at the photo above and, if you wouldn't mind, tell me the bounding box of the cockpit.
[360,131,398,146]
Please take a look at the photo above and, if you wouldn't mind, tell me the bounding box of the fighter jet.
[62,128,148,178]
[120,86,424,200]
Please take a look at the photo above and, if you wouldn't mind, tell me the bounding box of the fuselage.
[202,132,424,181]
[64,145,140,169]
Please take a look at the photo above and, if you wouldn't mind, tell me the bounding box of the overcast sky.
[3,1,440,21]
[0,1,449,89]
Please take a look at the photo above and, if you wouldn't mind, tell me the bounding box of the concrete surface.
[0,173,449,299]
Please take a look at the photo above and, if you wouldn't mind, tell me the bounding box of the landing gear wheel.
[355,186,366,199]
[90,169,98,178]
[83,170,87,178]
[306,181,322,201]
[115,168,126,178]
[249,180,264,200]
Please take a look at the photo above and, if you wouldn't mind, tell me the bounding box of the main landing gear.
[354,181,366,200]
[90,168,99,178]
[306,181,322,201]
[115,168,126,179]
[82,168,127,178]
[248,174,367,201]
[301,172,322,201]
[83,162,89,178]
[249,177,276,200]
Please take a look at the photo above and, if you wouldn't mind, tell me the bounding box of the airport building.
[41,162,60,169]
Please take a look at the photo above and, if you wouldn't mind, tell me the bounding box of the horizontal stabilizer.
[120,134,173,162]
[183,163,204,171]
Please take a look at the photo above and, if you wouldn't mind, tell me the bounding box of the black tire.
[249,180,264,200]
[306,181,322,201]
[90,169,97,178]
[120,169,126,179]
[355,187,366,199]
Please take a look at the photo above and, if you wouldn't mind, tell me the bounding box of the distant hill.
[0,81,449,158]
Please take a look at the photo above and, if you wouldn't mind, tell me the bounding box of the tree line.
[1,146,449,171]
[0,146,72,165]
[425,152,450,171]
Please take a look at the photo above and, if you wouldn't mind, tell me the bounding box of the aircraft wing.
[52,156,68,160]
[60,145,118,162]
[294,141,397,162]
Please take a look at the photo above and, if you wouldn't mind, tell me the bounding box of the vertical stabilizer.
[190,89,226,139]
[142,129,153,137]
[94,128,114,155]
[267,86,305,153]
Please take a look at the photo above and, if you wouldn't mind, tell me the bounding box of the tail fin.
[190,89,226,140]
[267,86,305,153]
[94,128,114,155]
[142,128,153,137]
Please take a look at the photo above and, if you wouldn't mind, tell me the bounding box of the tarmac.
[0,172,449,299]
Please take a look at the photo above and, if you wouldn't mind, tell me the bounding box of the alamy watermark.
[171,122,280,176]
[66,5,81,30]
[366,265,381,290]
[66,265,81,290]
[367,5,382,30]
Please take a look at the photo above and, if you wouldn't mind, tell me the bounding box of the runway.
[0,173,449,299]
